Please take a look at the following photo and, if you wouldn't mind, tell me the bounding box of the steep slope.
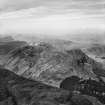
[0,41,28,66]
[0,36,27,55]
[0,67,104,105]
[0,67,70,105]
[4,42,105,87]
[82,44,105,65]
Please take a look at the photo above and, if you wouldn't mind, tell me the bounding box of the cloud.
[0,0,104,41]
[0,0,105,14]
[0,11,104,37]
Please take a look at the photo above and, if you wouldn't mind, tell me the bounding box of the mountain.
[82,44,105,65]
[0,39,28,66]
[4,42,105,87]
[0,36,14,42]
[85,44,105,57]
[0,39,105,104]
[37,38,74,51]
[0,41,28,55]
[13,35,74,51]
[0,36,27,55]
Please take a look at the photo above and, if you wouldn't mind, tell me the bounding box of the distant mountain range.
[0,36,14,42]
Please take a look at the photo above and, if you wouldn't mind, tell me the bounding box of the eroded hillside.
[4,42,105,87]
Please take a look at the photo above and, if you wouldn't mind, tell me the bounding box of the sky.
[0,0,105,41]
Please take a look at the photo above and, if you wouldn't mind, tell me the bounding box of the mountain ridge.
[4,42,105,87]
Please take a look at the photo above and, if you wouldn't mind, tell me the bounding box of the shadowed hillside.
[60,76,105,104]
[0,67,70,105]
[0,67,96,105]
[0,41,28,55]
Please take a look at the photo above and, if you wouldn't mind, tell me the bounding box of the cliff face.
[4,43,105,87]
